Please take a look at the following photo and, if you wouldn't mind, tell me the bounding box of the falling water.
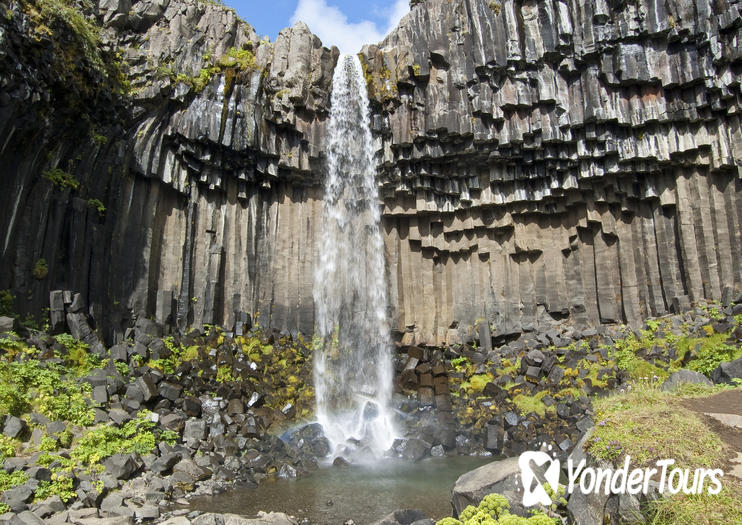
[313,54,396,460]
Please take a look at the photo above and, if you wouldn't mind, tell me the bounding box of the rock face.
[364,0,742,343]
[1,0,741,343]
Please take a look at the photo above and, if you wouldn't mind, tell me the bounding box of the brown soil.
[683,389,742,479]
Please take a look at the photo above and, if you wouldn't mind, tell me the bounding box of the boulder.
[566,430,611,525]
[109,345,129,362]
[172,458,212,482]
[150,452,181,474]
[3,416,28,440]
[1,484,34,512]
[0,316,16,333]
[159,381,182,401]
[451,457,524,517]
[711,357,742,385]
[7,510,45,524]
[183,397,202,417]
[102,453,141,480]
[660,369,713,391]
[395,438,431,461]
[135,375,158,402]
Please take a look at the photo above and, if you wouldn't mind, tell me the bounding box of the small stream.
[186,456,494,525]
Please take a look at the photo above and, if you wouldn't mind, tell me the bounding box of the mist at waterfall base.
[312,54,397,461]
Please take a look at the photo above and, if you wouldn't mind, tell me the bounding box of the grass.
[587,381,742,523]
[648,480,742,525]
[587,382,732,467]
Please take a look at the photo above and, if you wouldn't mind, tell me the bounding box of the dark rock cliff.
[364,0,742,343]
[1,0,741,344]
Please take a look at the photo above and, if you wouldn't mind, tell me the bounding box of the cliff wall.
[364,0,742,343]
[0,0,741,344]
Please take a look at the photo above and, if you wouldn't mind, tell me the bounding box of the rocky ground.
[1,292,742,524]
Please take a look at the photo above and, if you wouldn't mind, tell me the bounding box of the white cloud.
[290,0,409,54]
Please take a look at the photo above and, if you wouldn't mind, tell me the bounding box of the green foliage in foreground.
[436,493,556,525]
[0,333,102,424]
[0,358,95,425]
[71,411,158,465]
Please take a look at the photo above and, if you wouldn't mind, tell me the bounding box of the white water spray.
[313,54,396,460]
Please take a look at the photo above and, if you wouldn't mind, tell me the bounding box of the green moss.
[435,492,556,525]
[0,435,19,461]
[146,336,201,374]
[460,373,493,395]
[674,332,741,375]
[54,333,100,376]
[512,390,552,417]
[216,365,235,383]
[217,46,256,70]
[488,1,502,14]
[357,53,398,102]
[30,0,103,71]
[34,471,76,502]
[0,470,29,492]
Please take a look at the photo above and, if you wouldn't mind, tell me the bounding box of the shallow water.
[187,456,494,525]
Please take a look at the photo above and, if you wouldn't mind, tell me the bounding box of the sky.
[226,0,409,54]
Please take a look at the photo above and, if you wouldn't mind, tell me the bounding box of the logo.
[519,450,561,506]
[518,448,725,508]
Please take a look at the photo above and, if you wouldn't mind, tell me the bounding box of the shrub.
[0,290,14,316]
[0,359,95,424]
[55,333,100,376]
[87,198,106,215]
[42,168,79,190]
[32,258,49,279]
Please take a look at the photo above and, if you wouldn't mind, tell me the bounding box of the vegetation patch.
[648,480,742,525]
[42,167,79,191]
[587,383,730,468]
[436,493,556,524]
[32,258,49,280]
[70,411,159,466]
[512,390,552,418]
[0,336,96,424]
[87,198,106,216]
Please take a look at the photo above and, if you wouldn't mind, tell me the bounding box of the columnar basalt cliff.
[364,0,742,344]
[0,0,741,344]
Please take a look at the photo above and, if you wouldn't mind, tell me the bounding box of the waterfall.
[313,54,396,460]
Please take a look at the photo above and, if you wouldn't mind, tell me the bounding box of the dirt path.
[683,389,742,480]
